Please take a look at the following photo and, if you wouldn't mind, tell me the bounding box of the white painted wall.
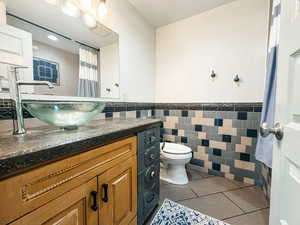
[100,43,120,99]
[155,0,269,103]
[0,1,6,25]
[100,0,156,102]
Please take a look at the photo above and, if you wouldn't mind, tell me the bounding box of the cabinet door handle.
[91,191,98,211]
[102,184,109,203]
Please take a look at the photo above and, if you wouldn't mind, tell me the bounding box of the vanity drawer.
[144,145,160,168]
[137,166,160,224]
[138,127,160,153]
[144,163,160,189]
[143,183,159,221]
[137,127,160,171]
[0,136,136,225]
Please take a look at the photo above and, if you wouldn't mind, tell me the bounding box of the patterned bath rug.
[150,199,230,225]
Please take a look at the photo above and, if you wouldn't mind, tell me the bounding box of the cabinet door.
[10,178,98,225]
[0,24,34,93]
[0,24,32,67]
[98,156,137,225]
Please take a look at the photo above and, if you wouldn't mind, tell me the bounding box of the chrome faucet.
[10,67,54,135]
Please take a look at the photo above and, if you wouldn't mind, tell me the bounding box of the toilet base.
[160,164,189,185]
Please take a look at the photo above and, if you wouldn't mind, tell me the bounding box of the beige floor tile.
[224,186,269,213]
[179,193,244,220]
[160,183,197,202]
[188,177,240,196]
[224,208,269,225]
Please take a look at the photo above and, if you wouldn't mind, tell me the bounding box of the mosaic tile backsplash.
[155,103,263,186]
[0,100,271,199]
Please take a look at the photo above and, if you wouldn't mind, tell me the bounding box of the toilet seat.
[161,151,192,160]
[160,142,192,155]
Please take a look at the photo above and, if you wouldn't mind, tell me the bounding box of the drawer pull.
[150,136,156,143]
[102,184,109,203]
[91,191,98,211]
[150,171,156,178]
[150,154,155,160]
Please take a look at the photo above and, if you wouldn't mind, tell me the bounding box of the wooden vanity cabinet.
[10,178,99,225]
[0,136,137,225]
[98,156,137,225]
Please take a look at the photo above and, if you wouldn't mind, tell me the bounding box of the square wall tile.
[181,137,188,143]
[215,119,223,127]
[234,160,255,171]
[238,112,248,120]
[202,139,210,147]
[181,110,189,117]
[247,129,258,138]
[222,135,232,143]
[210,140,227,150]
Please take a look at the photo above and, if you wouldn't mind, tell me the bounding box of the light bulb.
[98,0,108,18]
[45,0,58,5]
[48,35,58,41]
[79,0,91,8]
[83,14,97,28]
[61,0,81,18]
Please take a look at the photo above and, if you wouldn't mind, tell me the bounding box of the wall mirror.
[2,0,120,99]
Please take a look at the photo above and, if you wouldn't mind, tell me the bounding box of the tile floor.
[145,168,269,225]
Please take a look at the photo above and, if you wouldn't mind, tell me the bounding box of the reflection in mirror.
[4,0,120,99]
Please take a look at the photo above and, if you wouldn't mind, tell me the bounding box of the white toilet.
[160,142,192,185]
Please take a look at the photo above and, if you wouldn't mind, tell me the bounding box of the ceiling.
[6,0,119,53]
[7,15,80,55]
[128,0,237,27]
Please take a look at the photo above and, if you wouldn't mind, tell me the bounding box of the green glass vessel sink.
[22,101,106,130]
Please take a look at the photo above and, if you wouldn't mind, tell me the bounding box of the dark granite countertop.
[0,118,161,180]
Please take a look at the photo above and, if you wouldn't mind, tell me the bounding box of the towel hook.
[233,74,240,82]
[210,70,216,79]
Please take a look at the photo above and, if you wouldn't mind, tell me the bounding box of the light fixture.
[48,35,58,41]
[98,0,108,18]
[83,13,97,28]
[61,0,81,18]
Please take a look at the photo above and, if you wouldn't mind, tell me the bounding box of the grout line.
[188,186,199,198]
[222,192,246,213]
[186,185,246,199]
[175,195,200,203]
[222,207,270,221]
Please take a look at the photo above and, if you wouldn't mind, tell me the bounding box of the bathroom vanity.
[0,118,161,225]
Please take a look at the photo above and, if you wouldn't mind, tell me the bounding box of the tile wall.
[0,99,272,199]
[155,103,263,186]
[261,163,272,201]
[0,100,156,132]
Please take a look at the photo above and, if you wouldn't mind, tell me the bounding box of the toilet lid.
[161,143,192,155]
